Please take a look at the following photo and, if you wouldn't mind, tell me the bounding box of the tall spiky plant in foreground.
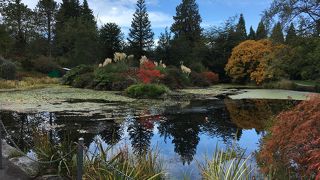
[199,145,253,180]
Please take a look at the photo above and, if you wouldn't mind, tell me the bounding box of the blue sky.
[22,0,272,38]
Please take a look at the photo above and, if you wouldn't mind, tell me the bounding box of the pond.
[0,88,299,179]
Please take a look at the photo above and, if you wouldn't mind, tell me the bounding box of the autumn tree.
[128,0,154,58]
[225,39,287,84]
[258,95,320,179]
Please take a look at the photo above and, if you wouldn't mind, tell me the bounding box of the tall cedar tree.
[155,27,171,64]
[248,26,256,40]
[271,22,284,44]
[55,0,81,56]
[286,23,297,45]
[128,0,154,59]
[170,0,203,66]
[256,20,267,40]
[0,0,34,55]
[171,0,202,44]
[99,23,123,59]
[235,14,247,41]
[35,0,58,56]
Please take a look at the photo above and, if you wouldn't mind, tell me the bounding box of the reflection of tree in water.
[158,113,202,165]
[0,111,49,152]
[127,116,154,155]
[201,104,242,142]
[224,99,297,131]
[99,122,123,146]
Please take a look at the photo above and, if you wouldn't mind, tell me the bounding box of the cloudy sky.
[21,0,272,37]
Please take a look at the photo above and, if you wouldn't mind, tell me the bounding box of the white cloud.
[21,0,171,29]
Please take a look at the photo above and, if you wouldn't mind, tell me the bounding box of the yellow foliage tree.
[225,39,286,84]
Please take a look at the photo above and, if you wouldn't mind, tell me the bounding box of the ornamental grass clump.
[199,145,253,180]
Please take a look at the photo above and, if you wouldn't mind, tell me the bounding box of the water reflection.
[0,98,297,174]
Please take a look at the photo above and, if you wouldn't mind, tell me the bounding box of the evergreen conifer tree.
[248,26,256,40]
[256,20,267,40]
[35,0,58,56]
[271,22,284,43]
[286,23,297,45]
[171,0,202,44]
[128,0,154,58]
[235,14,247,41]
[170,0,203,65]
[99,23,123,59]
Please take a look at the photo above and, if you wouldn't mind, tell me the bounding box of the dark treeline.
[0,0,319,81]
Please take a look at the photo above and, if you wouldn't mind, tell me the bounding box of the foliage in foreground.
[126,83,169,98]
[33,131,163,179]
[83,145,163,180]
[199,145,253,180]
[257,95,320,179]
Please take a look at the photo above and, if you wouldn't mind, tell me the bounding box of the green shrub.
[161,66,190,89]
[126,84,169,98]
[32,56,61,74]
[0,57,16,80]
[72,73,94,88]
[190,62,206,73]
[62,65,94,85]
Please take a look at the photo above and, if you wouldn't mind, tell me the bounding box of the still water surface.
[0,98,296,179]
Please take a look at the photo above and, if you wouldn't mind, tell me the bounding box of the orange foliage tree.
[225,39,287,84]
[257,95,320,179]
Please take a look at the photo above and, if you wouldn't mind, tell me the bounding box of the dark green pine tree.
[0,0,34,55]
[80,0,94,23]
[99,23,124,59]
[235,14,247,41]
[170,0,203,66]
[248,26,256,40]
[171,0,202,44]
[256,20,267,40]
[128,0,154,58]
[286,23,297,45]
[271,22,284,43]
[35,0,58,56]
[155,27,171,64]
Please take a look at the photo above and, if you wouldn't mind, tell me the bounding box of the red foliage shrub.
[138,61,162,84]
[257,95,320,179]
[201,71,219,84]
